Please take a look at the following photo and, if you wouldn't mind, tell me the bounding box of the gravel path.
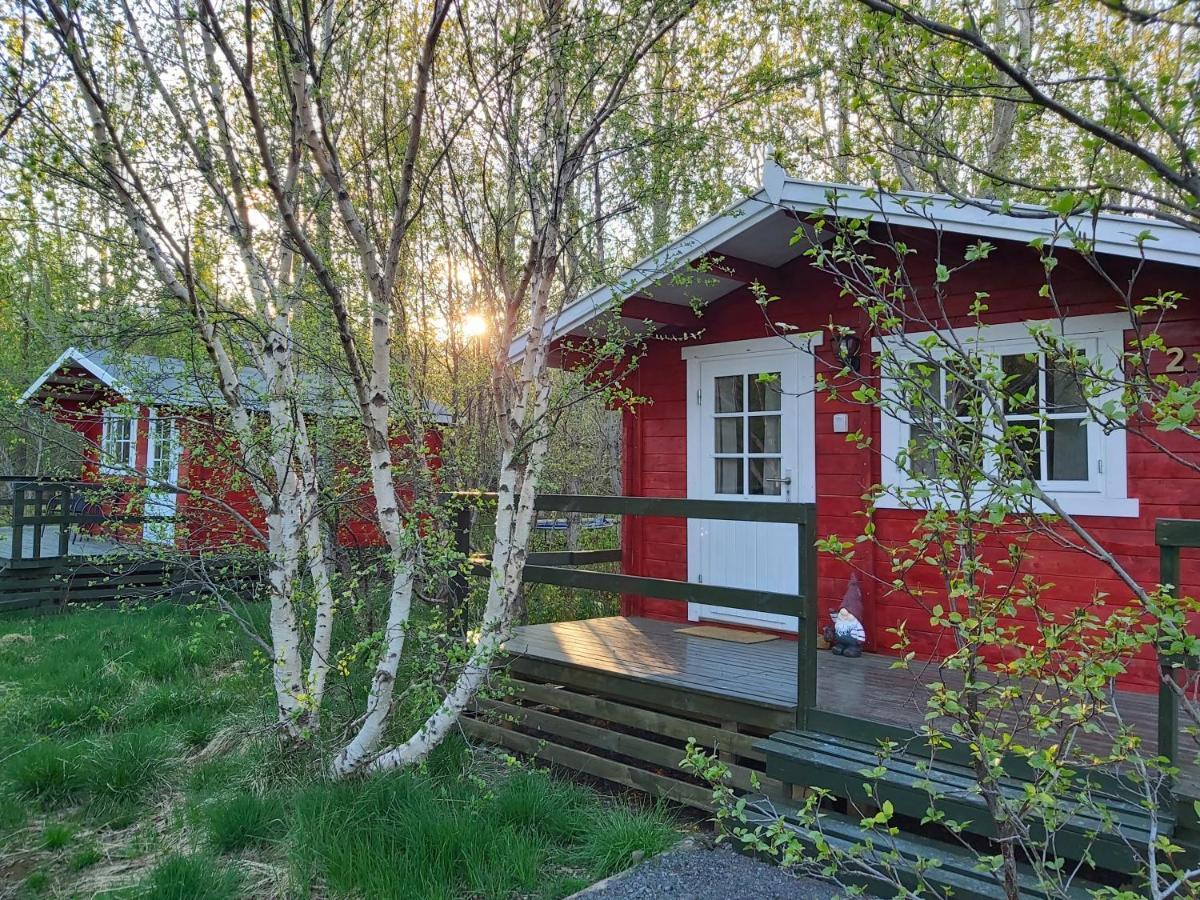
[570,842,850,899]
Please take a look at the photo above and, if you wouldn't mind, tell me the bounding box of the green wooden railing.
[1154,518,1200,771]
[2,478,100,561]
[1,476,168,562]
[449,492,820,726]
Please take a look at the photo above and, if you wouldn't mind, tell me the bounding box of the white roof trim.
[509,192,779,360]
[511,176,1200,360]
[18,347,132,405]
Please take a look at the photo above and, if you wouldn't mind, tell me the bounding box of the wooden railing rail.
[445,491,820,727]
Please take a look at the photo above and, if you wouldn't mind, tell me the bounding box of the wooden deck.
[503,615,1200,794]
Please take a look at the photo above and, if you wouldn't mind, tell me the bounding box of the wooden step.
[759,729,1171,874]
[746,796,1099,900]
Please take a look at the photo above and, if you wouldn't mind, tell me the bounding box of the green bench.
[744,795,1099,900]
[759,728,1173,876]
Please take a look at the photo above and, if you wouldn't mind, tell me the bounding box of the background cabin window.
[100,409,138,474]
[712,371,782,495]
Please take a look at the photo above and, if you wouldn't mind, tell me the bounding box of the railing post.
[11,481,24,562]
[30,484,44,559]
[1158,542,1180,771]
[797,503,818,730]
[58,485,71,558]
[449,503,473,637]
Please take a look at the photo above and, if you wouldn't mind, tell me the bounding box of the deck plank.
[503,616,1200,795]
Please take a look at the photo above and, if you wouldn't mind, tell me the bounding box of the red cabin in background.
[518,171,1200,693]
[19,347,450,554]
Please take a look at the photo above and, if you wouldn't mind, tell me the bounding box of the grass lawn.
[0,604,681,898]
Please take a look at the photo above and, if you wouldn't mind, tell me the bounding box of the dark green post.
[449,504,472,637]
[58,485,71,558]
[30,485,44,559]
[796,504,818,730]
[10,482,24,562]
[1158,542,1180,770]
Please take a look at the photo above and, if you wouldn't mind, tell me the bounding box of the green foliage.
[39,822,74,850]
[197,792,287,853]
[133,854,244,900]
[573,805,679,879]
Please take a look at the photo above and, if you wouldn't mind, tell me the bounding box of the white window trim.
[873,313,1138,519]
[99,407,139,475]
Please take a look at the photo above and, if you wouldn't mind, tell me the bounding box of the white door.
[143,412,180,545]
[686,340,815,632]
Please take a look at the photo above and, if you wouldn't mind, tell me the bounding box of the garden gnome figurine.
[824,573,866,658]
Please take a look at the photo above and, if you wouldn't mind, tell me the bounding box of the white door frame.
[143,409,181,545]
[683,334,821,629]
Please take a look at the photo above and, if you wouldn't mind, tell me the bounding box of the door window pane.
[748,373,782,411]
[715,375,743,413]
[749,415,781,453]
[714,418,742,453]
[715,458,743,494]
[1048,419,1089,481]
[749,458,781,496]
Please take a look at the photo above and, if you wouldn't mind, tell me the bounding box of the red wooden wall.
[619,231,1200,690]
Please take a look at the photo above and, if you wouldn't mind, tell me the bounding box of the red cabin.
[19,347,450,555]
[521,172,1200,693]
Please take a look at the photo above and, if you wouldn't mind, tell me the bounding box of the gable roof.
[20,347,454,424]
[511,168,1200,359]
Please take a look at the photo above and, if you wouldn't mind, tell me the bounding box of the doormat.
[675,625,778,644]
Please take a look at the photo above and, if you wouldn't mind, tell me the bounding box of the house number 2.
[1165,347,1187,374]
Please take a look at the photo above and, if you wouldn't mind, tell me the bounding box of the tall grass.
[1,605,682,898]
[135,853,243,900]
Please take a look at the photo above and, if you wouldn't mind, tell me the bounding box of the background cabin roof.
[19,347,455,425]
[510,168,1200,360]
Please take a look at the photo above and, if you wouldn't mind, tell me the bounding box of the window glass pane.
[907,363,941,412]
[748,373,781,411]
[749,458,781,496]
[907,425,939,478]
[715,375,743,413]
[151,420,176,481]
[749,415,781,453]
[1006,425,1041,481]
[1048,419,1089,481]
[1002,354,1039,415]
[714,418,742,453]
[715,458,742,494]
[1047,356,1086,413]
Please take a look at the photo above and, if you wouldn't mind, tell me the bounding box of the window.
[147,415,178,485]
[878,315,1136,518]
[100,409,138,474]
[713,371,783,495]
